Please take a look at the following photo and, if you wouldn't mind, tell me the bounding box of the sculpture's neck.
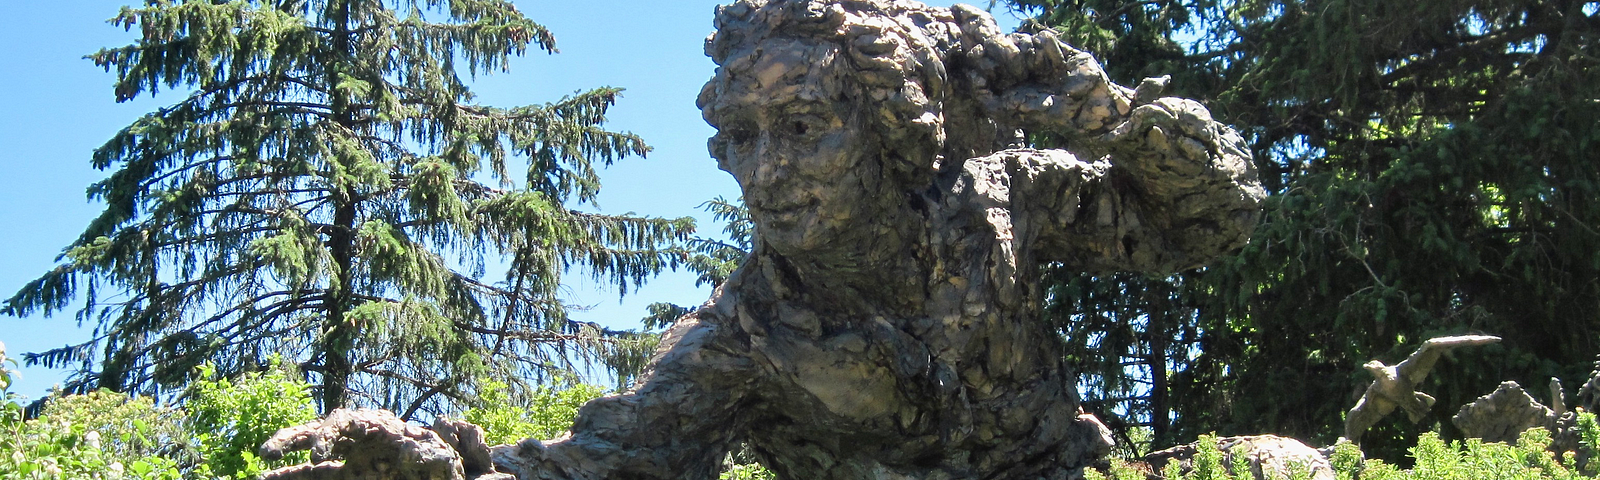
[750,227,1042,324]
[752,242,931,316]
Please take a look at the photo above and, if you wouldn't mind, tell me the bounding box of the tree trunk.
[1149,285,1172,448]
[321,196,357,413]
[319,0,358,413]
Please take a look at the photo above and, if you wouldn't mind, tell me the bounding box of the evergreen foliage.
[638,197,752,332]
[1017,0,1600,459]
[1,0,694,416]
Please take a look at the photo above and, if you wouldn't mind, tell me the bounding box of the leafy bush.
[0,341,184,480]
[0,353,320,480]
[1090,414,1600,480]
[30,391,195,478]
[1,340,19,429]
[721,462,776,480]
[463,380,607,445]
[186,363,317,479]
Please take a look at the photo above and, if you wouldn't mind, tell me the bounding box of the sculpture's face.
[705,38,879,254]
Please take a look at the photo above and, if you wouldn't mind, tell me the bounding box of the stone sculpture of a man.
[260,1,1264,479]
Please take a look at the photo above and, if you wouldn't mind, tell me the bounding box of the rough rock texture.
[1145,436,1334,480]
[259,409,469,480]
[1453,381,1558,445]
[1577,359,1600,414]
[260,0,1263,478]
[1448,368,1600,473]
[432,418,507,480]
[1452,379,1585,464]
[1343,335,1500,442]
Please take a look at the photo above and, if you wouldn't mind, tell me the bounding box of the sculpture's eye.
[725,125,757,146]
[782,114,829,139]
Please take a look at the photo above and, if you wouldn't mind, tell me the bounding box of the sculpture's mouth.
[755,208,813,230]
[752,196,820,220]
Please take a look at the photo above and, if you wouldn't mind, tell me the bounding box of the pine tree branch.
[452,322,634,345]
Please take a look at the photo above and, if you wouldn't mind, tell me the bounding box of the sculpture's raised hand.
[1016,96,1262,274]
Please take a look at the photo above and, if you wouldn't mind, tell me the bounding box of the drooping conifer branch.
[5,0,691,417]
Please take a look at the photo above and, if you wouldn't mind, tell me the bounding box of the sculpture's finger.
[260,461,347,480]
[1133,75,1171,105]
[256,409,474,480]
[434,418,496,476]
[1104,100,1210,182]
[259,421,327,461]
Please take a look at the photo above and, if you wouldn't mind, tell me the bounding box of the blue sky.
[0,0,1023,401]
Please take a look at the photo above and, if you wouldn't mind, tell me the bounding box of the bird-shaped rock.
[1343,335,1501,443]
[1133,75,1171,105]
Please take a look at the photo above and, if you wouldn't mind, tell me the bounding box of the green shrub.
[462,380,608,445]
[187,363,317,479]
[1,340,19,431]
[1330,439,1365,480]
[1087,416,1600,480]
[721,461,776,480]
[1,343,184,480]
[36,390,199,463]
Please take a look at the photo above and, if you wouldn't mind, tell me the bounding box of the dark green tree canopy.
[3,0,692,417]
[1018,0,1600,459]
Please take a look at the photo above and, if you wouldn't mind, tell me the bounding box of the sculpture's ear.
[847,21,953,155]
[948,5,1137,138]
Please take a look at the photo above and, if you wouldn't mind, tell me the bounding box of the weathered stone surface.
[1577,359,1600,413]
[259,1,1263,478]
[1438,373,1600,472]
[259,409,466,480]
[1452,378,1587,467]
[432,418,501,479]
[1145,436,1334,480]
[1453,381,1557,445]
[1343,335,1500,443]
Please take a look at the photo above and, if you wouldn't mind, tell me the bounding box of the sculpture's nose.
[750,130,789,186]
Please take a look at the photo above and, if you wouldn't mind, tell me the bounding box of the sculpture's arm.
[489,301,757,480]
[1062,98,1263,273]
[953,5,1143,138]
[1007,98,1264,274]
[949,9,1264,273]
[259,290,759,480]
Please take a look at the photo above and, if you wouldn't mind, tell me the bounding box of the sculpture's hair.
[701,0,956,155]
[700,0,1131,174]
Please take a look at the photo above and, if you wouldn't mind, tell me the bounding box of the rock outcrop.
[259,409,485,480]
[1145,436,1334,480]
[1453,380,1563,445]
